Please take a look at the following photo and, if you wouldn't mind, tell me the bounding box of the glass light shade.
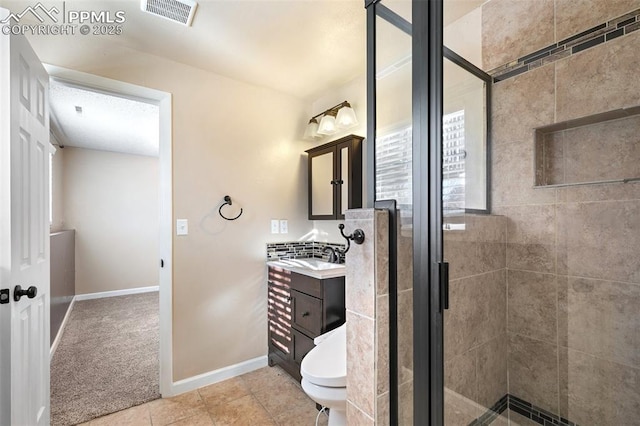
[336,105,358,129]
[303,119,320,140]
[317,112,337,135]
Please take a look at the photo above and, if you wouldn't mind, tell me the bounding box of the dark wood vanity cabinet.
[267,266,345,381]
[306,134,363,220]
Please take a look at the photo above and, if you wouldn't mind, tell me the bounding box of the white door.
[0,10,52,426]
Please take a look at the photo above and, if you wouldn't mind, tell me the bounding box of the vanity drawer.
[291,290,323,337]
[292,328,316,365]
[290,272,322,298]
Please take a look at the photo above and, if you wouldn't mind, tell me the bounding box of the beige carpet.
[51,292,160,426]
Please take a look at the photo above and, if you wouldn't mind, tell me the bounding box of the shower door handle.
[438,262,449,312]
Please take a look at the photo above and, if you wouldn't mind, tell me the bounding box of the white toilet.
[300,323,347,426]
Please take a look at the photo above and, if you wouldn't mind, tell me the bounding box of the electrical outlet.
[279,219,288,234]
[271,219,280,234]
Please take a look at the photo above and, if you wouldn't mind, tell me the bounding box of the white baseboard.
[169,355,268,397]
[50,296,76,360]
[75,285,159,301]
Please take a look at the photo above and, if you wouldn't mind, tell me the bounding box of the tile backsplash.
[266,241,346,263]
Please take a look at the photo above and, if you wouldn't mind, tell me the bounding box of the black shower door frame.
[365,0,445,424]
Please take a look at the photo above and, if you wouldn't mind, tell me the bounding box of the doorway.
[44,66,174,417]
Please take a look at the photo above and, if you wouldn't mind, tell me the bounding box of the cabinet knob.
[302,311,310,317]
[286,296,292,302]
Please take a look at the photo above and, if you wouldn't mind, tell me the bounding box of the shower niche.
[534,105,640,188]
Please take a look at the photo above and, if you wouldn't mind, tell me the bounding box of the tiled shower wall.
[484,1,640,424]
[443,215,508,425]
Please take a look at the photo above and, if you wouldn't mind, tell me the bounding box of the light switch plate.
[271,219,280,234]
[176,219,188,236]
[279,219,288,234]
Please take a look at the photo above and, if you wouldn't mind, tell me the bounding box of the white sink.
[281,259,344,271]
[268,258,346,279]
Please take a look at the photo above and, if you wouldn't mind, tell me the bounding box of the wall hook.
[218,195,243,221]
[338,224,365,255]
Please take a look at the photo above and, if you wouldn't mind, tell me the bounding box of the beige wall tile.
[476,335,508,410]
[498,205,556,273]
[559,182,640,203]
[444,214,507,243]
[559,348,640,426]
[541,132,565,185]
[558,277,640,368]
[557,200,640,283]
[347,402,375,426]
[491,65,555,146]
[445,350,477,403]
[444,387,480,426]
[445,270,506,357]
[397,230,413,292]
[445,240,506,280]
[377,295,390,396]
[556,32,640,122]
[398,380,414,425]
[508,409,540,426]
[481,0,555,70]
[508,333,559,414]
[397,289,414,385]
[506,243,556,274]
[508,270,557,344]
[492,141,557,208]
[346,312,376,418]
[376,393,390,426]
[561,115,640,184]
[345,212,376,318]
[445,215,507,279]
[375,210,390,296]
[555,0,640,41]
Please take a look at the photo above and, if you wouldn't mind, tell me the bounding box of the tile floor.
[79,366,329,426]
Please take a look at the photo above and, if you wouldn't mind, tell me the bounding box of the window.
[375,111,468,217]
[442,110,465,215]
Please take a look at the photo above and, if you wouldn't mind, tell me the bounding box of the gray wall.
[50,230,75,345]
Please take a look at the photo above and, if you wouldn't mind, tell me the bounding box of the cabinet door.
[309,146,336,220]
[336,140,362,220]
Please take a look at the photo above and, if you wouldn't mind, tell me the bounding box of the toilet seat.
[300,324,346,388]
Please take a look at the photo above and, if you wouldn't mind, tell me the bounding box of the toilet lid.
[300,324,346,388]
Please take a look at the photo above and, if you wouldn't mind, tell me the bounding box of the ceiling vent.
[141,0,198,27]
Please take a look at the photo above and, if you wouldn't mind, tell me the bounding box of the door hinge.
[439,262,449,312]
[0,289,9,304]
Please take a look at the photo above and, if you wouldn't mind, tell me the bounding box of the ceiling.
[3,0,485,156]
[49,80,160,156]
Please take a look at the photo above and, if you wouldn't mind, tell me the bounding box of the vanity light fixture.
[303,101,359,140]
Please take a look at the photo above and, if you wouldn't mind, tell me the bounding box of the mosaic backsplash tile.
[266,241,346,263]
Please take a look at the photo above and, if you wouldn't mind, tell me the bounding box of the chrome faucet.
[322,246,340,264]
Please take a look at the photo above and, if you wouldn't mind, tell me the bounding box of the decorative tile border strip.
[468,394,578,426]
[266,241,346,263]
[489,8,640,82]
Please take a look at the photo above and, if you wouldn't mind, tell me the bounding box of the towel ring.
[218,195,243,221]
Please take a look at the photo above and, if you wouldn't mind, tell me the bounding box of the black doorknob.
[14,285,37,302]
